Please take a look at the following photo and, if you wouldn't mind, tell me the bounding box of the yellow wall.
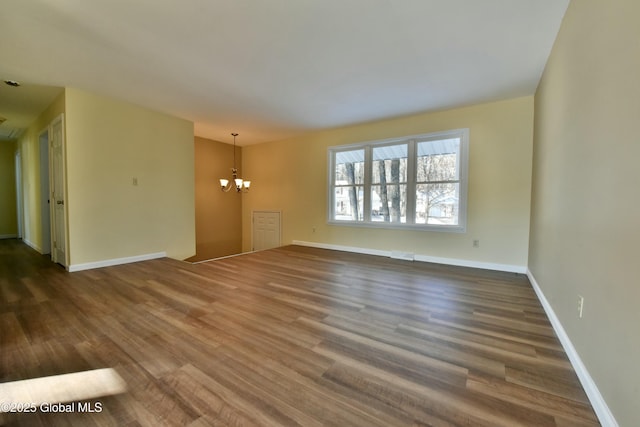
[16,91,65,251]
[64,88,195,265]
[529,1,639,425]
[243,96,534,269]
[188,136,242,261]
[0,141,18,237]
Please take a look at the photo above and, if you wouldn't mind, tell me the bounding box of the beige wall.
[530,1,639,425]
[64,88,195,266]
[243,96,534,269]
[188,136,242,261]
[0,141,18,237]
[16,91,65,251]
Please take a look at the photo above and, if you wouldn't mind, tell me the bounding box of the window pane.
[334,186,364,221]
[371,184,406,223]
[335,149,365,185]
[415,183,459,225]
[416,138,459,182]
[372,144,407,184]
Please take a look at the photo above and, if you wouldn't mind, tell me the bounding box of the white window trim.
[327,129,469,233]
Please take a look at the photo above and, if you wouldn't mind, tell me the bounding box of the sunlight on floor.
[0,368,126,411]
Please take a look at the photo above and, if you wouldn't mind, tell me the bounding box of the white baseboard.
[0,234,18,239]
[68,252,167,272]
[292,241,388,258]
[22,238,42,253]
[526,269,618,427]
[291,240,526,274]
[414,253,525,273]
[292,240,615,425]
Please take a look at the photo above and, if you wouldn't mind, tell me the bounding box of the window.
[328,129,468,232]
[333,149,365,221]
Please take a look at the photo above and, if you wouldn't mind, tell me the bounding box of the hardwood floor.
[0,239,599,426]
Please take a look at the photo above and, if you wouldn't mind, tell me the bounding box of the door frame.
[14,150,23,239]
[49,113,68,267]
[39,127,51,254]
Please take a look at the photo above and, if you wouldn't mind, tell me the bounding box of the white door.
[50,114,67,266]
[39,130,51,254]
[252,211,281,251]
[14,151,23,239]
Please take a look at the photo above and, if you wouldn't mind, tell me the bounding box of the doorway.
[252,211,281,252]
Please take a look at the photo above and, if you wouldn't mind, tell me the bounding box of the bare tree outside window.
[416,139,460,225]
[390,159,401,222]
[377,161,389,221]
[372,144,407,223]
[334,149,364,221]
[345,162,359,220]
[329,130,467,231]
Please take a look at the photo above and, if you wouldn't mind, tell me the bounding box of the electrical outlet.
[578,295,584,318]
[473,239,480,248]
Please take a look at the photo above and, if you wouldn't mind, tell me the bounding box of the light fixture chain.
[219,132,249,193]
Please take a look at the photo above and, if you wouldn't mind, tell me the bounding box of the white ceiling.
[0,0,569,145]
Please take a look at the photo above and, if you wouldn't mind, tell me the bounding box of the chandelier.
[219,133,250,192]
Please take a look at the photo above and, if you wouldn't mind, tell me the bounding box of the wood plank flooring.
[0,239,599,426]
